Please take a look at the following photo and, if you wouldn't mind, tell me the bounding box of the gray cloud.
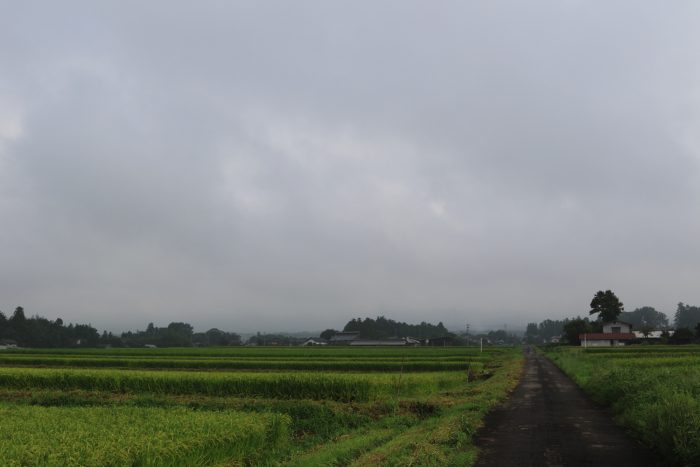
[1,1,700,332]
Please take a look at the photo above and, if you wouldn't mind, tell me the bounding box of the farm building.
[579,321,635,347]
[602,321,633,334]
[301,338,327,346]
[633,330,673,340]
[426,336,459,346]
[350,337,421,346]
[329,332,422,346]
[328,332,360,345]
[0,339,18,349]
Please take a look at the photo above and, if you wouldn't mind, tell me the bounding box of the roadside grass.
[286,427,400,467]
[544,345,700,466]
[348,354,524,466]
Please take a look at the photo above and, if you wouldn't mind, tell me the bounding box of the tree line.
[122,322,241,347]
[0,307,240,348]
[526,292,700,345]
[0,307,102,347]
[340,316,452,340]
[0,308,476,348]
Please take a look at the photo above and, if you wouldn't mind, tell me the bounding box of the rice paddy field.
[0,346,522,466]
[544,345,700,466]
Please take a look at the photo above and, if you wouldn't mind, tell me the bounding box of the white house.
[301,338,327,346]
[602,321,632,334]
[0,339,18,350]
[580,321,635,347]
[633,330,673,340]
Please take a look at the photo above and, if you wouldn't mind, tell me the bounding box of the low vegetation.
[0,405,289,466]
[544,345,700,466]
[0,346,523,466]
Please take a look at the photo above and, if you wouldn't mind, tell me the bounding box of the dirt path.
[474,349,659,467]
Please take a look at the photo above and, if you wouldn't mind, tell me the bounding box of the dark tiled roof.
[350,339,408,346]
[329,332,360,342]
[579,333,636,340]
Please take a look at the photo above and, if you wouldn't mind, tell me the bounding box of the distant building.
[580,321,635,347]
[633,330,673,340]
[301,338,327,346]
[602,321,633,334]
[329,332,423,346]
[329,332,360,345]
[350,337,420,347]
[425,336,458,346]
[0,339,18,349]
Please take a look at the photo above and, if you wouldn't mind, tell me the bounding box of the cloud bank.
[1,1,699,332]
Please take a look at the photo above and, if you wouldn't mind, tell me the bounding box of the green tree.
[196,328,240,346]
[9,306,29,344]
[10,306,26,325]
[589,290,624,323]
[72,323,100,346]
[342,316,451,340]
[538,319,565,341]
[674,302,700,329]
[0,311,7,337]
[669,327,694,345]
[524,323,539,343]
[619,306,668,329]
[164,322,194,347]
[562,317,594,345]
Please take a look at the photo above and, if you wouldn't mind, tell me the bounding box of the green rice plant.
[0,367,468,401]
[2,346,503,359]
[0,346,521,466]
[0,354,485,372]
[350,354,524,466]
[0,404,290,466]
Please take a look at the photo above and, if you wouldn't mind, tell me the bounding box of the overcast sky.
[1,1,699,333]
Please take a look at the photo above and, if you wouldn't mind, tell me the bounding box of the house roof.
[302,338,327,345]
[350,339,411,346]
[329,332,360,342]
[579,333,636,340]
[633,330,673,338]
[603,321,633,327]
